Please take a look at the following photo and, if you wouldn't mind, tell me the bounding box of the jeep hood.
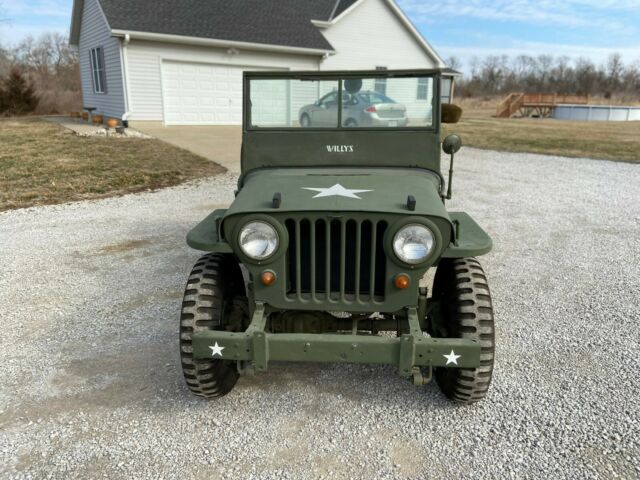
[224,168,451,222]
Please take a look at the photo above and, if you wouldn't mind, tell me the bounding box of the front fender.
[442,212,492,258]
[186,209,233,253]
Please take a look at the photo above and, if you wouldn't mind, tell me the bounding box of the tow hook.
[412,366,432,386]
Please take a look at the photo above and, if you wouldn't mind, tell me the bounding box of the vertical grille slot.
[286,216,387,303]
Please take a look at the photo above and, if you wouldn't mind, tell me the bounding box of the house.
[69,0,457,126]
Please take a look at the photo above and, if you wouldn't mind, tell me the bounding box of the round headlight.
[239,221,279,260]
[393,224,435,264]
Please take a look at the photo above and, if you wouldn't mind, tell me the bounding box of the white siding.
[77,0,125,119]
[320,0,438,70]
[125,41,320,121]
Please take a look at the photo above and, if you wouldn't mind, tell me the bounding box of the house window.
[89,47,107,94]
[417,77,429,100]
[441,78,452,103]
[374,66,387,95]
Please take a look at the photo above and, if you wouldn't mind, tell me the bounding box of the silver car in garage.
[299,90,409,128]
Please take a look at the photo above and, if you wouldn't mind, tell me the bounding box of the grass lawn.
[443,109,640,163]
[0,118,225,212]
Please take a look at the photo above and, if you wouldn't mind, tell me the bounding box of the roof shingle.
[98,0,356,51]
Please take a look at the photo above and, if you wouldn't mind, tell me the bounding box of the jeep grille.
[285,217,387,303]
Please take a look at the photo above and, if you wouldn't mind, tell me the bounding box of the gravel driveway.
[1,148,638,479]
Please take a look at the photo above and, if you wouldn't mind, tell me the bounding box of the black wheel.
[179,253,248,398]
[344,118,358,127]
[430,257,495,403]
[300,114,311,128]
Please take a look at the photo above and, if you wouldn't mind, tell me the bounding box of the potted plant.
[81,112,89,121]
[92,114,104,125]
[70,111,80,118]
[106,118,119,129]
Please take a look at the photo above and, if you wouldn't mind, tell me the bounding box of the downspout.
[120,34,132,127]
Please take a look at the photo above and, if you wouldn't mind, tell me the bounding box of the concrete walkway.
[44,116,110,136]
[44,116,150,138]
[132,122,242,173]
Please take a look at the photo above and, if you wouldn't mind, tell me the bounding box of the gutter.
[111,30,335,57]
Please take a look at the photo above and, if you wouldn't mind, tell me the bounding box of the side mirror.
[442,134,462,155]
[344,78,363,94]
[442,134,462,201]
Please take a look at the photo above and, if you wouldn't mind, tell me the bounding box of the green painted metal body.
[185,69,492,373]
[191,305,481,375]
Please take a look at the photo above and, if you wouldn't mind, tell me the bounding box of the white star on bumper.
[443,350,461,366]
[209,342,225,357]
[302,183,373,199]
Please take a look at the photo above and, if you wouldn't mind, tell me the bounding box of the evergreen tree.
[0,68,39,115]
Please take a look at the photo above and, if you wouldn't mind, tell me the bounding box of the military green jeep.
[180,69,494,403]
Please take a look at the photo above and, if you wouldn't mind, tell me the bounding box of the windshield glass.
[248,75,434,129]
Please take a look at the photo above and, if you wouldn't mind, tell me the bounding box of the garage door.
[161,61,245,125]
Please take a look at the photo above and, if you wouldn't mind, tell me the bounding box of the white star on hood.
[443,350,461,366]
[302,183,373,199]
[209,342,225,357]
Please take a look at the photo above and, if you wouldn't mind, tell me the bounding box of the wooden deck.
[496,93,590,118]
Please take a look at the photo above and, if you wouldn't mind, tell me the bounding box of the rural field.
[0,118,224,212]
[443,99,640,163]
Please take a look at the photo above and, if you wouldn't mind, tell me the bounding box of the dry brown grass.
[0,118,225,211]
[443,105,640,163]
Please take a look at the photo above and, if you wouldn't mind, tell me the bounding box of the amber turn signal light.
[260,271,277,286]
[394,274,410,289]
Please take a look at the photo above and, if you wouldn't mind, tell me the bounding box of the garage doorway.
[161,61,245,125]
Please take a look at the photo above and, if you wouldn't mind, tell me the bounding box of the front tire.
[300,114,311,128]
[431,257,495,403]
[179,253,248,398]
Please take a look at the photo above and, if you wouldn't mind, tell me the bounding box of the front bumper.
[191,304,481,377]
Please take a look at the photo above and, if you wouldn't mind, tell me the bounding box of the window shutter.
[98,47,107,94]
[89,47,107,94]
[90,49,98,93]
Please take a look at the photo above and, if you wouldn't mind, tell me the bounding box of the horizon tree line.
[447,53,640,100]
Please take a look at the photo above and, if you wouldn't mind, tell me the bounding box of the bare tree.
[0,44,9,77]
[446,56,462,71]
[5,33,80,114]
[605,53,624,95]
[455,52,639,100]
[621,60,640,96]
[468,56,480,79]
[574,57,598,96]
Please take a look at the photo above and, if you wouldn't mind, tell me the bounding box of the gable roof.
[69,0,442,65]
[98,0,338,51]
[70,0,357,51]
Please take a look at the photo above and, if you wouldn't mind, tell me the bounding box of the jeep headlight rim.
[238,221,279,260]
[392,224,435,265]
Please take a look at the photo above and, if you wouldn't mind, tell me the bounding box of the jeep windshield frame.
[241,69,447,175]
[244,69,442,133]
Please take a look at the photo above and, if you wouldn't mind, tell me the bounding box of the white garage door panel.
[162,61,245,125]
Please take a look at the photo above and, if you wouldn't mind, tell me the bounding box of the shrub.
[0,68,39,116]
[441,103,463,124]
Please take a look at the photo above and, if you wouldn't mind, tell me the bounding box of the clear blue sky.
[2,0,639,73]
